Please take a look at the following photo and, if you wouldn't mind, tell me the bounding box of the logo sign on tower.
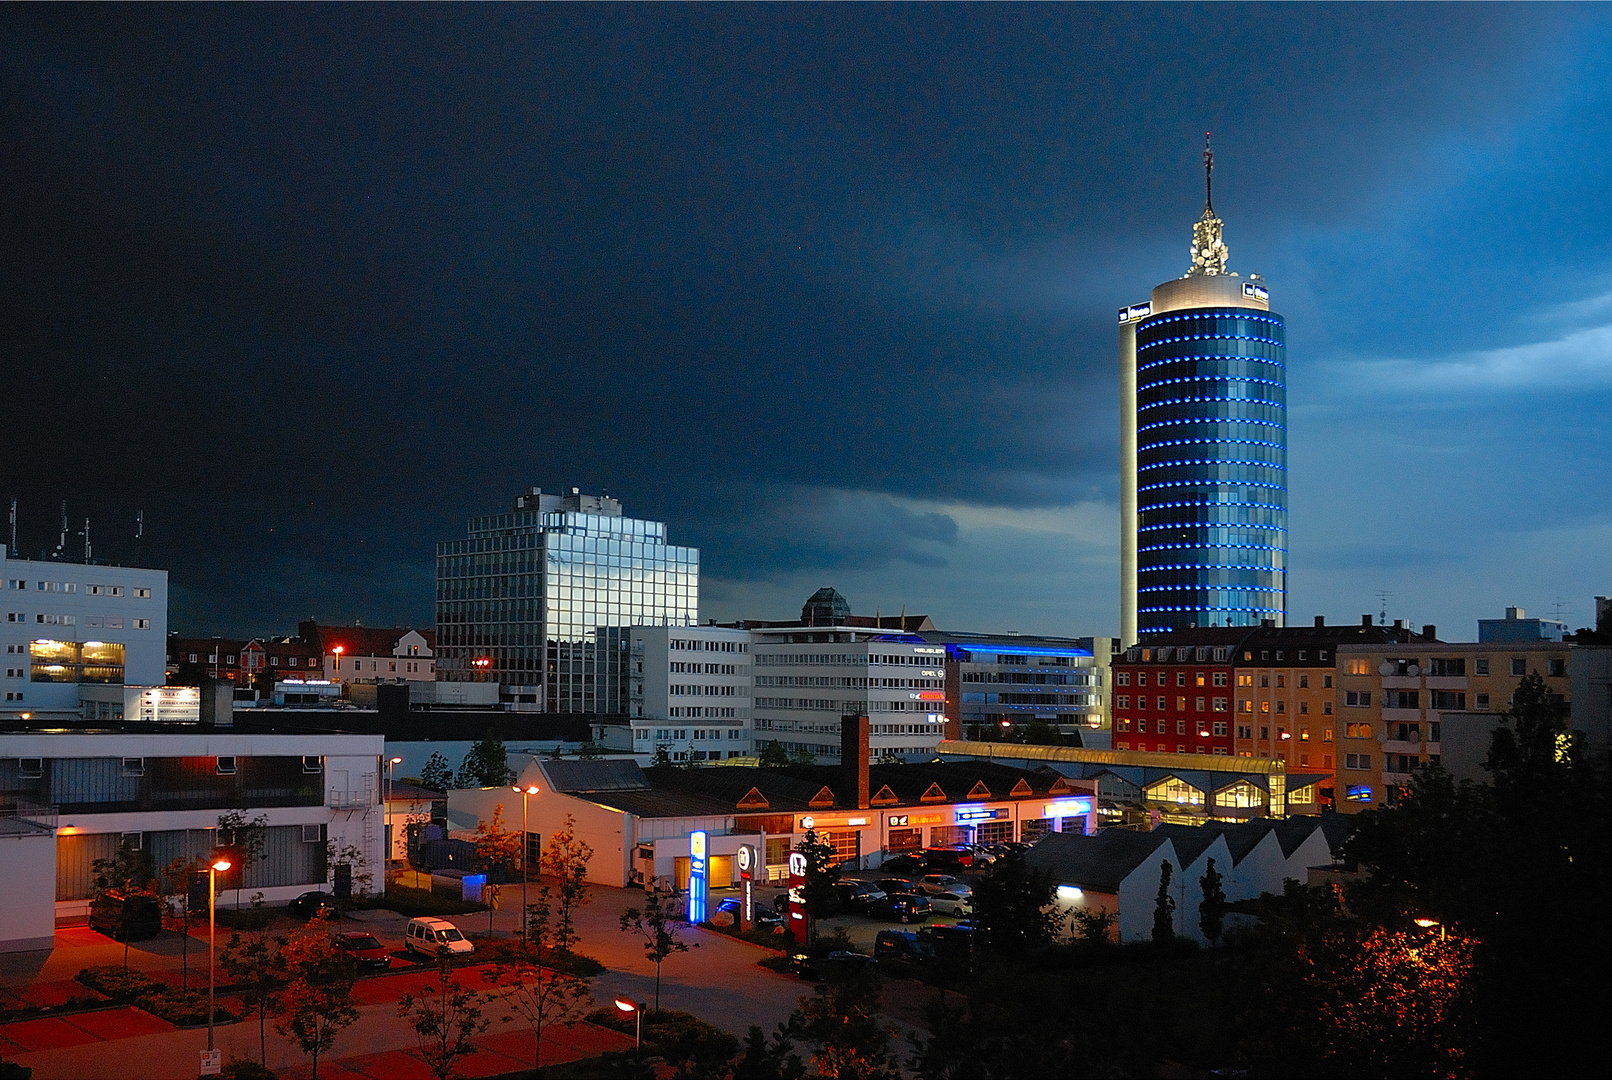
[688,830,708,925]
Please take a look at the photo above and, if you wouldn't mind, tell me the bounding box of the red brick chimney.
[840,714,870,809]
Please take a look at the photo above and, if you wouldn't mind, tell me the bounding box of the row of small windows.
[1140,457,1286,473]
[5,581,152,598]
[1138,584,1284,595]
[1139,393,1285,413]
[1138,332,1285,352]
[1137,562,1283,573]
[1138,353,1286,377]
[1138,604,1285,615]
[1139,498,1287,512]
[1138,435,1286,453]
[1140,372,1284,393]
[670,639,746,652]
[1139,542,1287,555]
[1139,417,1286,435]
[1138,479,1286,496]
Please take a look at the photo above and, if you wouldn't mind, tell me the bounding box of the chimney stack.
[1314,615,1325,627]
[1362,615,1372,627]
[1422,624,1437,640]
[840,714,870,810]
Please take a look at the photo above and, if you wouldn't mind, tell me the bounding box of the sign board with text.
[688,830,708,925]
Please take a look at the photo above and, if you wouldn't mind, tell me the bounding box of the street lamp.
[512,782,541,945]
[207,855,232,1054]
[387,756,403,887]
[613,997,643,1048]
[1414,917,1447,942]
[331,644,344,678]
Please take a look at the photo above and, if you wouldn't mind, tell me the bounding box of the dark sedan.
[789,950,877,981]
[715,896,783,929]
[869,892,932,924]
[288,891,338,920]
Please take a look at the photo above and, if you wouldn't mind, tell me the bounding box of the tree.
[473,806,522,939]
[457,733,514,788]
[968,852,1060,954]
[218,895,289,1067]
[788,746,817,766]
[619,889,691,1014]
[92,837,156,970]
[756,740,791,768]
[1151,861,1175,944]
[540,814,594,953]
[217,810,269,909]
[1068,906,1115,947]
[326,837,374,900]
[485,891,593,1070]
[1198,858,1226,945]
[159,856,208,990]
[794,965,899,1080]
[651,743,675,768]
[397,947,495,1080]
[734,1023,807,1080]
[276,911,358,1080]
[576,739,604,760]
[419,752,455,793]
[795,830,840,941]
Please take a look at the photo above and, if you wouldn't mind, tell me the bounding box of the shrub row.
[75,967,235,1026]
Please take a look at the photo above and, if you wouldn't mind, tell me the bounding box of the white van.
[404,917,475,957]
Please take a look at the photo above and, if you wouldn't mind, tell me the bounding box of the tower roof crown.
[1187,132,1229,277]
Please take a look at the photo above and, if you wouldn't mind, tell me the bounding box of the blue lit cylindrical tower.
[1133,298,1285,634]
[1117,145,1287,640]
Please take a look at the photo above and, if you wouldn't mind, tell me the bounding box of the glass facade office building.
[435,490,698,712]
[1119,182,1287,642]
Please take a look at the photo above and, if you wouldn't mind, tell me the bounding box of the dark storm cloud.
[0,4,1603,634]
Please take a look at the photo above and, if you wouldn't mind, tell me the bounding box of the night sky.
[3,5,1609,640]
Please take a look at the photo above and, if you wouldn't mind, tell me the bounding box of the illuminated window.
[1145,777,1204,806]
[1237,674,1253,687]
[1346,659,1370,676]
[1214,781,1265,809]
[1213,697,1228,712]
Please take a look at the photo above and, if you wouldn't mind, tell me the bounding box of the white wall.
[1116,841,1183,943]
[0,828,57,951]
[448,777,631,888]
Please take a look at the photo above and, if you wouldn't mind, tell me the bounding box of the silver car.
[914,874,967,896]
[928,890,973,917]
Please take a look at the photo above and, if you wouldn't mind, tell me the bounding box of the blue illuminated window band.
[1138,498,1287,513]
[1137,355,1286,376]
[1139,395,1286,414]
[1139,523,1288,534]
[1138,435,1286,452]
[1138,480,1286,496]
[1139,584,1283,595]
[1141,311,1283,328]
[1138,543,1287,554]
[1137,335,1285,356]
[1141,609,1289,618]
[1139,458,1286,473]
[1138,374,1285,394]
[1139,417,1286,435]
[1137,562,1282,572]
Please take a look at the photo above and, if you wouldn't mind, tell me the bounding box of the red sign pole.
[786,851,808,945]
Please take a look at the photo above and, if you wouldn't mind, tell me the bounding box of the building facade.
[1120,144,1286,642]
[3,557,168,721]
[1333,638,1573,812]
[928,633,1103,740]
[594,624,754,763]
[435,488,698,712]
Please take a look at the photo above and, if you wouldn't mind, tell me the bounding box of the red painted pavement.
[0,1015,101,1052]
[275,1020,635,1080]
[64,1007,174,1041]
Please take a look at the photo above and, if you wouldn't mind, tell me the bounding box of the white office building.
[2,556,169,721]
[751,627,948,762]
[595,624,754,763]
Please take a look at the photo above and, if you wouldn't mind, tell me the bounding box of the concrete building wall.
[0,824,57,952]
[447,776,631,889]
[1116,842,1183,944]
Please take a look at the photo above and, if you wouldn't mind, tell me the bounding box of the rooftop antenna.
[1376,589,1393,627]
[1551,596,1571,623]
[81,517,91,564]
[7,498,15,559]
[52,501,67,560]
[1203,130,1214,214]
[135,509,144,564]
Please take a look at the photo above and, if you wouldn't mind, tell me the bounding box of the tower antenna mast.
[7,498,15,559]
[1203,131,1214,214]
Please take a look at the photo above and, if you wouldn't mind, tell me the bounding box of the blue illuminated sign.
[1043,799,1093,817]
[954,806,1001,822]
[688,830,708,924]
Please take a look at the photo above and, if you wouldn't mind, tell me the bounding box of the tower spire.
[1187,132,1228,277]
[1203,130,1214,214]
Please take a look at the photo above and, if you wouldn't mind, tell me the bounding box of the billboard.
[688,830,708,924]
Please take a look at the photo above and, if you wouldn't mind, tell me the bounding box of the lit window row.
[1139,373,1285,393]
[1138,354,1286,375]
[1138,479,1286,495]
[1143,310,1283,328]
[1139,458,1286,473]
[1138,498,1287,512]
[1137,562,1283,573]
[1138,333,1285,351]
[1138,395,1285,414]
[1138,417,1286,435]
[1138,522,1289,534]
[1138,603,1285,614]
[1138,542,1287,554]
[1138,435,1286,451]
[1138,584,1283,596]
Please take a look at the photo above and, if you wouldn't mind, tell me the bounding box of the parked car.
[715,896,783,929]
[912,874,966,896]
[869,892,933,924]
[924,847,973,870]
[918,922,975,958]
[404,917,475,957]
[88,890,163,941]
[880,854,927,876]
[789,950,877,981]
[874,930,935,963]
[927,891,973,917]
[334,932,392,970]
[833,882,887,911]
[872,878,913,898]
[287,891,338,920]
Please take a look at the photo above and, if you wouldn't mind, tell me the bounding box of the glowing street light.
[386,756,404,886]
[208,855,232,1052]
[512,782,541,945]
[614,997,643,1048]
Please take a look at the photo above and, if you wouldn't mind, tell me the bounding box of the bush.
[0,1059,31,1079]
[346,885,483,917]
[700,922,787,952]
[474,938,607,975]
[218,1058,277,1080]
[584,1007,738,1066]
[757,955,793,974]
[75,966,164,1001]
[140,990,236,1027]
[214,907,273,932]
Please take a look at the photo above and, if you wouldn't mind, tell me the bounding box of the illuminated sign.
[887,815,909,827]
[914,647,946,655]
[954,806,1002,822]
[1242,282,1269,301]
[1118,302,1152,323]
[1345,786,1373,802]
[787,851,807,877]
[1056,885,1084,901]
[847,817,868,827]
[688,831,708,924]
[913,691,945,702]
[736,845,752,874]
[800,816,814,830]
[1044,799,1093,817]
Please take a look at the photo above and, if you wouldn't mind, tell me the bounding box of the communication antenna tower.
[135,510,144,565]
[1550,596,1571,623]
[52,501,67,560]
[1376,590,1393,627]
[7,498,15,559]
[81,518,91,564]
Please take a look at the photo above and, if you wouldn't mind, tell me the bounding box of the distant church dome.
[801,587,850,626]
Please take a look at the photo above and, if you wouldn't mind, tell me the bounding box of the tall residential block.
[435,488,698,712]
[1120,137,1287,643]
